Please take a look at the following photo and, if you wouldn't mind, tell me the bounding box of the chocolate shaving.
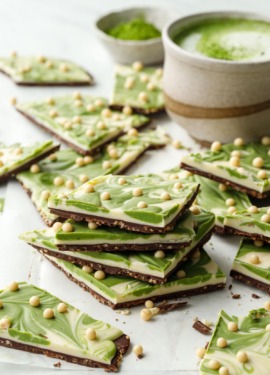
[193,320,212,335]
[53,362,61,368]
[232,293,241,299]
[157,301,188,313]
[252,293,261,299]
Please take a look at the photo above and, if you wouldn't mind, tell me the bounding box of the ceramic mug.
[162,11,270,145]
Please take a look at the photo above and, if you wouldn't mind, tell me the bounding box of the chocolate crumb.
[204,341,209,349]
[158,301,188,313]
[232,294,241,299]
[53,362,61,368]
[252,293,261,299]
[229,284,232,290]
[193,320,212,335]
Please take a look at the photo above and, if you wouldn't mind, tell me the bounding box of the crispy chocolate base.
[230,270,270,295]
[109,104,165,115]
[0,334,129,372]
[49,185,200,234]
[56,240,191,252]
[17,109,151,156]
[225,226,270,244]
[181,163,269,199]
[45,254,225,309]
[0,144,60,183]
[0,67,94,86]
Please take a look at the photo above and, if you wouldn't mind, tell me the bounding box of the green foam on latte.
[174,18,270,62]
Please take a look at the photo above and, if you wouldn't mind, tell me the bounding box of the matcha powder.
[106,18,161,41]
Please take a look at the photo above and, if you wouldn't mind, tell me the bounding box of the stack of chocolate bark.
[181,137,270,295]
[20,171,226,309]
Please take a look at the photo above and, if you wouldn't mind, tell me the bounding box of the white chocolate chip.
[254,240,264,247]
[190,205,200,215]
[101,108,112,118]
[64,121,73,130]
[140,74,149,83]
[155,68,163,77]
[62,223,73,233]
[29,296,40,307]
[172,140,182,149]
[149,307,160,316]
[76,157,85,167]
[192,250,201,260]
[236,351,248,363]
[219,367,230,375]
[9,281,19,292]
[94,270,106,280]
[161,192,171,200]
[54,176,64,186]
[132,61,143,71]
[133,344,144,357]
[248,205,259,214]
[84,156,94,164]
[211,141,222,152]
[234,138,245,147]
[137,201,148,208]
[261,214,270,223]
[0,317,11,329]
[100,191,110,200]
[83,184,95,193]
[73,115,81,124]
[102,160,112,170]
[118,177,127,185]
[140,308,152,321]
[196,347,206,359]
[230,156,240,167]
[46,97,55,105]
[43,308,54,319]
[154,250,165,259]
[86,128,95,137]
[145,300,154,309]
[138,91,148,102]
[124,77,135,89]
[226,198,235,207]
[208,359,221,370]
[30,164,40,173]
[49,109,58,118]
[73,91,81,100]
[65,180,75,189]
[133,187,143,197]
[79,174,89,183]
[57,302,68,313]
[231,150,241,158]
[174,182,183,189]
[88,222,98,230]
[10,97,17,106]
[177,270,186,279]
[122,105,133,116]
[75,100,83,108]
[147,82,156,91]
[128,128,138,137]
[53,222,63,232]
[108,149,118,159]
[264,301,270,311]
[218,183,227,192]
[60,63,69,72]
[227,321,238,332]
[227,206,237,214]
[252,157,264,168]
[41,190,51,200]
[261,136,270,146]
[37,55,46,63]
[97,121,106,130]
[82,265,94,273]
[249,254,260,264]
[94,99,104,108]
[257,170,267,179]
[217,337,227,348]
[48,153,57,161]
[87,104,95,112]
[10,51,17,58]
[86,327,97,340]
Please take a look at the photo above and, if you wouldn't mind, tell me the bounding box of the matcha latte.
[174,18,270,61]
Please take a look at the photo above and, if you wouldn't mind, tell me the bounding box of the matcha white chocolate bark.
[110,63,164,114]
[181,138,270,198]
[17,130,167,226]
[199,308,270,375]
[19,211,214,284]
[43,247,226,308]
[0,282,129,371]
[224,207,270,243]
[48,174,200,233]
[0,54,93,85]
[16,94,150,155]
[0,140,59,183]
[231,239,270,293]
[163,167,252,232]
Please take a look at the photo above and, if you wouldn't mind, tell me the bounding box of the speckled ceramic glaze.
[163,11,270,144]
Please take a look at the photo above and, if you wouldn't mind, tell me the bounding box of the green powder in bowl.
[106,18,161,41]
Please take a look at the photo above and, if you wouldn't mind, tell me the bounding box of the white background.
[0,1,269,374]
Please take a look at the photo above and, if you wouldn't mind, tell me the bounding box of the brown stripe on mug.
[164,92,270,119]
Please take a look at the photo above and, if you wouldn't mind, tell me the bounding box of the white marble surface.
[0,1,270,374]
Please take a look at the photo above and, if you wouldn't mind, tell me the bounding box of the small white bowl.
[95,7,174,65]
